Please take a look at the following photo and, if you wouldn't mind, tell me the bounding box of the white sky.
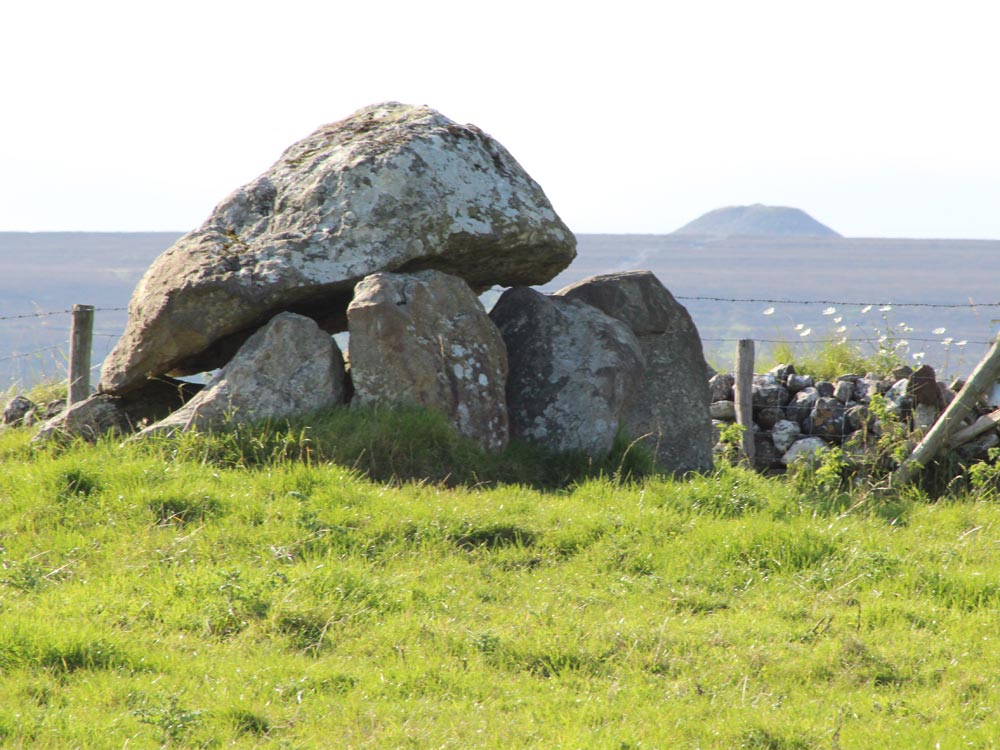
[2,0,998,238]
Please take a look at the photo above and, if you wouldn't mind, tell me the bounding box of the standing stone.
[100,102,576,395]
[347,270,508,452]
[135,313,345,438]
[490,287,644,457]
[555,270,713,474]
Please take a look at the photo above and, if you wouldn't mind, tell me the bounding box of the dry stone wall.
[709,362,1000,471]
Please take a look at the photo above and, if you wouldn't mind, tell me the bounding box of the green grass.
[2,411,1000,748]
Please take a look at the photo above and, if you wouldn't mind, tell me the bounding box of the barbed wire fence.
[0,306,127,394]
[2,295,998,396]
[677,294,1000,377]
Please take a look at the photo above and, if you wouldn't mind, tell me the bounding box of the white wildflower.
[794,323,804,331]
[932,327,947,335]
[861,305,873,313]
[957,340,968,347]
[833,316,842,323]
[912,352,926,361]
[895,340,909,349]
[762,307,775,316]
[800,328,812,337]
[823,307,836,315]
[880,305,893,312]
[897,322,908,329]
[942,337,954,345]
[836,325,847,333]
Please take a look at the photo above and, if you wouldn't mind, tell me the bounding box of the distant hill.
[672,204,841,238]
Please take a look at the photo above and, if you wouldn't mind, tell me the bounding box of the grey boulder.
[135,313,345,438]
[555,270,713,474]
[100,102,576,395]
[490,287,644,457]
[347,270,508,452]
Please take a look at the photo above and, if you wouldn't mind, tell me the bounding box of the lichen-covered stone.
[100,102,575,395]
[490,287,644,457]
[347,270,508,451]
[135,313,345,438]
[556,270,713,474]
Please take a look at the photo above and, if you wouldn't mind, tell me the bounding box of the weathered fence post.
[734,338,755,464]
[893,336,1000,487]
[68,304,94,407]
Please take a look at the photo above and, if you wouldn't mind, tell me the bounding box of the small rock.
[348,270,508,452]
[768,363,795,382]
[786,387,819,424]
[752,382,789,411]
[708,372,735,402]
[771,419,802,453]
[808,397,847,441]
[752,432,785,471]
[710,400,736,420]
[845,404,871,433]
[781,436,830,466]
[756,406,784,431]
[908,365,939,407]
[833,380,855,404]
[2,395,35,426]
[913,403,939,432]
[786,373,814,394]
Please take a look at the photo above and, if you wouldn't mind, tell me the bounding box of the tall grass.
[2,407,1000,747]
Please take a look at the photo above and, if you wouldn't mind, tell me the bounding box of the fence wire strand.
[677,296,1000,309]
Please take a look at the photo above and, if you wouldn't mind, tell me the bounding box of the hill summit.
[672,204,841,238]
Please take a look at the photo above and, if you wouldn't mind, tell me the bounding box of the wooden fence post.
[734,339,755,464]
[68,304,94,407]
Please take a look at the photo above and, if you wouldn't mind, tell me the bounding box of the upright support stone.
[68,304,94,407]
[734,339,755,463]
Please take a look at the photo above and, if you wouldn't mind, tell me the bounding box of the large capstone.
[555,270,714,474]
[100,102,576,395]
[135,313,346,438]
[347,270,509,452]
[490,287,644,457]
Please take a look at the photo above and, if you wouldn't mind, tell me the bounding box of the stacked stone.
[709,362,997,471]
